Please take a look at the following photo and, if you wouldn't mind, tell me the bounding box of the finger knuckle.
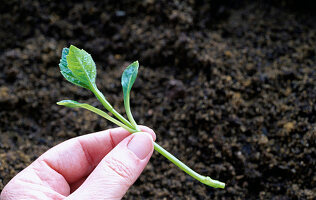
[103,157,134,185]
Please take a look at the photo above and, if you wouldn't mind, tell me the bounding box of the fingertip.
[127,132,154,160]
[138,125,156,141]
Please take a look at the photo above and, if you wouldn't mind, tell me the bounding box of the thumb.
[66,132,154,200]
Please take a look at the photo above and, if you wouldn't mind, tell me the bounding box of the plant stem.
[153,142,225,188]
[132,126,225,188]
[124,93,138,128]
[79,104,135,133]
[91,87,134,129]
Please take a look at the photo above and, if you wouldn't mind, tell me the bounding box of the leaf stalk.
[124,92,138,128]
[91,87,134,129]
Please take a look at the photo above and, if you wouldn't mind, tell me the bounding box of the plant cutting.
[57,45,225,189]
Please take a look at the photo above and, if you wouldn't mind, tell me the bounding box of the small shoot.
[57,45,225,189]
[121,61,139,129]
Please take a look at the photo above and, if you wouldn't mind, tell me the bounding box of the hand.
[1,126,156,200]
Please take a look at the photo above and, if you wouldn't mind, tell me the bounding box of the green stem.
[91,87,134,129]
[79,104,135,133]
[124,93,138,128]
[153,143,225,188]
[131,126,225,188]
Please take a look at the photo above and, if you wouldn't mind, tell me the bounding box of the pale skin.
[0,126,156,200]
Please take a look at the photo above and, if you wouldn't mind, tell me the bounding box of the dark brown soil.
[0,1,315,199]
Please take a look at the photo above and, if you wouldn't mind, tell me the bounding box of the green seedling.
[57,45,225,189]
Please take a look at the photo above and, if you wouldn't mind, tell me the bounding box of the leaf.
[56,100,85,108]
[59,47,90,89]
[66,45,97,88]
[121,61,139,101]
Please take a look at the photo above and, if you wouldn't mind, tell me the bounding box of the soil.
[0,0,315,199]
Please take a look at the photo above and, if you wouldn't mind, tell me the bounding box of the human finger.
[67,132,154,200]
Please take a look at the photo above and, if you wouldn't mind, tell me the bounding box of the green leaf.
[56,100,84,108]
[66,45,96,87]
[59,47,90,89]
[121,61,139,101]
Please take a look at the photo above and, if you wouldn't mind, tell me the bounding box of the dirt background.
[0,0,315,199]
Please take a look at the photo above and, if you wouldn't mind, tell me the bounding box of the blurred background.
[0,0,315,199]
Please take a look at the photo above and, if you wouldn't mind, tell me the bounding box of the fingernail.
[128,132,153,159]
